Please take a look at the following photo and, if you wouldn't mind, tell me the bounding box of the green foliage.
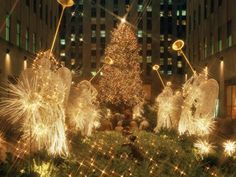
[1,131,236,177]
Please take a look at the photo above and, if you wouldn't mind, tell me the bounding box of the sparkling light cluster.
[223,140,236,157]
[98,22,144,108]
[0,51,70,155]
[194,139,215,157]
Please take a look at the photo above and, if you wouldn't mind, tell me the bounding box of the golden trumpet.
[57,0,74,7]
[172,40,195,74]
[152,64,165,88]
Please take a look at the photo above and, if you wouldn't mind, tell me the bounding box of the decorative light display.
[194,139,215,157]
[223,140,236,157]
[0,51,70,156]
[98,22,144,108]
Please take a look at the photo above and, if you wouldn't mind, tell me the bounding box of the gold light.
[57,0,74,7]
[152,64,165,88]
[172,39,195,74]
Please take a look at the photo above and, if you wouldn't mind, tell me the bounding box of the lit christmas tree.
[98,21,144,110]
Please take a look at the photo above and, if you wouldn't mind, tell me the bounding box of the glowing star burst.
[33,160,56,177]
[223,140,236,157]
[0,51,70,156]
[194,116,215,136]
[194,139,215,157]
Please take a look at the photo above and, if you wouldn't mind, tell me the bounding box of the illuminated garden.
[0,0,236,177]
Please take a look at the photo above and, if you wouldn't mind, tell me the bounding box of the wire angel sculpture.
[67,80,101,136]
[154,82,183,132]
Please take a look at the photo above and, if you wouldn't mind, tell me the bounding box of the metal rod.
[155,70,165,88]
[180,50,195,74]
[49,6,65,56]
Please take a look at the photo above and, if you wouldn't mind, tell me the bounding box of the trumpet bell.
[172,39,185,51]
[152,64,160,71]
[57,0,74,7]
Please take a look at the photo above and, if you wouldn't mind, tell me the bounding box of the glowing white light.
[194,139,215,157]
[121,18,126,24]
[223,140,236,156]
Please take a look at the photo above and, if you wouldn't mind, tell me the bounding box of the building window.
[100,9,105,17]
[168,0,172,5]
[167,58,172,65]
[16,21,21,47]
[198,5,201,25]
[218,0,223,6]
[204,0,207,19]
[167,70,172,75]
[91,8,96,17]
[33,0,37,13]
[25,28,29,51]
[45,4,48,24]
[71,34,76,41]
[5,14,10,42]
[210,0,214,13]
[26,0,30,6]
[40,0,43,19]
[226,85,236,118]
[146,56,152,63]
[137,5,143,12]
[210,33,214,55]
[160,58,164,65]
[227,20,232,47]
[182,10,186,16]
[160,34,164,41]
[204,37,207,58]
[160,11,164,17]
[218,27,222,51]
[147,5,152,12]
[60,38,66,45]
[60,51,66,57]
[100,30,106,37]
[33,33,36,53]
[177,61,182,68]
[160,46,164,53]
[177,10,180,16]
[137,30,143,38]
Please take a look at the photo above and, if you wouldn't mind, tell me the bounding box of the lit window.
[167,70,172,75]
[71,59,76,65]
[91,71,97,76]
[147,33,152,38]
[137,30,143,38]
[182,20,186,25]
[160,11,164,17]
[71,34,76,41]
[100,30,106,37]
[32,33,36,53]
[92,30,96,38]
[227,20,232,47]
[147,5,152,12]
[147,56,152,63]
[60,39,66,45]
[137,5,143,12]
[160,0,164,5]
[160,34,164,41]
[160,46,164,53]
[60,52,66,57]
[168,0,172,5]
[176,10,180,16]
[5,14,10,41]
[160,58,164,65]
[168,11,172,17]
[167,34,172,41]
[177,61,182,68]
[16,21,21,47]
[25,28,29,51]
[167,58,172,65]
[182,10,186,16]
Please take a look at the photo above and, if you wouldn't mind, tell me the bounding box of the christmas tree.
[98,21,144,110]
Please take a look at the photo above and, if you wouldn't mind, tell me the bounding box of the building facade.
[0,0,59,82]
[160,0,186,88]
[187,0,236,118]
